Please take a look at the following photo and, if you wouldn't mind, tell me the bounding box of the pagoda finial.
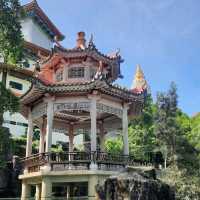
[131,64,148,93]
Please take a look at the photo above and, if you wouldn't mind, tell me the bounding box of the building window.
[9,81,23,90]
[68,67,85,78]
[55,70,63,82]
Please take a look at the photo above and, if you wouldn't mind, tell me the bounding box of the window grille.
[9,81,23,90]
[56,70,63,82]
[68,67,85,78]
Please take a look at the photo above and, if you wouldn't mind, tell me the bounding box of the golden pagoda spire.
[131,64,148,93]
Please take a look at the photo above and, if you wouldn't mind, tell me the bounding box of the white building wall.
[3,74,31,136]
[3,112,27,137]
[6,74,31,95]
[21,18,53,50]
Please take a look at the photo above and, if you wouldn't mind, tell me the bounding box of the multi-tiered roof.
[21,32,148,118]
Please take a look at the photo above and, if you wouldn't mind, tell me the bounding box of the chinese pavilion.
[19,32,148,200]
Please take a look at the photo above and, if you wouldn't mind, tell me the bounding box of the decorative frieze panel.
[97,103,123,118]
[32,103,47,119]
[53,128,67,134]
[54,102,91,112]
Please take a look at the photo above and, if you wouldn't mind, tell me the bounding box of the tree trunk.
[164,156,167,169]
[2,70,7,86]
[0,113,4,127]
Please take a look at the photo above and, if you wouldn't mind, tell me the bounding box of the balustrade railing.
[21,151,152,173]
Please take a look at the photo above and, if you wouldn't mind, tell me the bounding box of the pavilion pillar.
[89,94,98,170]
[99,122,105,152]
[68,124,74,152]
[41,178,52,200]
[35,184,41,200]
[122,104,129,155]
[90,97,97,152]
[21,181,31,200]
[63,64,69,81]
[26,109,33,157]
[39,119,46,153]
[39,131,45,153]
[45,98,54,153]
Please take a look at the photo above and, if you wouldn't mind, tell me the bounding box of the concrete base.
[19,169,117,199]
[40,164,51,173]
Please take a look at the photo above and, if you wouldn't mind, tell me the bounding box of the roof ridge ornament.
[33,0,38,5]
[54,35,63,48]
[88,34,96,50]
[92,61,105,81]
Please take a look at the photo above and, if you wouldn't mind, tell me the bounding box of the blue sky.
[21,0,200,116]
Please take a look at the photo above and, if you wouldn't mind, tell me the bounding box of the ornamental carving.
[97,103,122,118]
[32,103,47,119]
[54,102,91,112]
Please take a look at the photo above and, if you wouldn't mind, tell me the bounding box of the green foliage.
[0,82,19,113]
[51,144,64,153]
[0,127,12,168]
[129,94,156,160]
[189,113,200,151]
[0,0,24,64]
[154,82,180,163]
[12,135,26,157]
[160,165,200,200]
[105,136,123,154]
[12,132,40,157]
[0,82,19,125]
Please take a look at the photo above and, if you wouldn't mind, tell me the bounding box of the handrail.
[21,151,152,172]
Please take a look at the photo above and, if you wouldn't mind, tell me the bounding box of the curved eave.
[20,77,145,106]
[20,83,44,106]
[54,45,121,65]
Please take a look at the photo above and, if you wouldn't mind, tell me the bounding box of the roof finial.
[88,33,96,49]
[54,35,62,48]
[131,64,148,93]
[33,0,38,6]
[89,34,93,44]
[116,48,120,57]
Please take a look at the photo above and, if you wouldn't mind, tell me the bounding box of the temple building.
[19,32,148,199]
[1,0,62,136]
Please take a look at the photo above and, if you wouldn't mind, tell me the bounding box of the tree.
[0,0,24,85]
[154,82,179,165]
[189,113,200,151]
[0,0,23,167]
[0,83,19,166]
[0,128,12,168]
[129,94,156,161]
[0,82,19,126]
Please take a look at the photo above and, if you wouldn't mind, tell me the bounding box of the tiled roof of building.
[0,63,34,77]
[23,0,64,41]
[24,41,51,57]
